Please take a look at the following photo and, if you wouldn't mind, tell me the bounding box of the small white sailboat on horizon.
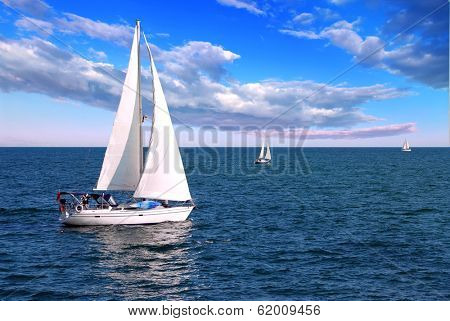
[57,20,195,226]
[255,140,271,164]
[402,139,411,152]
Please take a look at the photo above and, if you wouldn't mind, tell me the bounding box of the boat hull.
[60,206,194,226]
[402,149,411,152]
[255,159,271,164]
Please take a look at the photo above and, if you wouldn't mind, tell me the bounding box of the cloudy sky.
[0,0,448,146]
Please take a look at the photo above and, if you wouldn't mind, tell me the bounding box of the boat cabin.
[57,192,118,212]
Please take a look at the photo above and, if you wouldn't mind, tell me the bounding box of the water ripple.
[0,147,449,300]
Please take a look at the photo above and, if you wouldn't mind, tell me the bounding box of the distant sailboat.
[255,140,271,164]
[56,20,195,225]
[402,139,411,152]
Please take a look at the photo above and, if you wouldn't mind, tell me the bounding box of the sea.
[0,147,449,300]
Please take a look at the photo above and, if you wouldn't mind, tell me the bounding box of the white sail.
[265,142,271,160]
[402,140,410,150]
[133,35,191,201]
[96,22,142,191]
[259,141,265,159]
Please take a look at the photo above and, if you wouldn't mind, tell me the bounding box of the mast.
[136,20,143,174]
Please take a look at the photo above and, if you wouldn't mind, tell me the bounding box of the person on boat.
[58,199,66,213]
[81,194,90,208]
[162,200,169,208]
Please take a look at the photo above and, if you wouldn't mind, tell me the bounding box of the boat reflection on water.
[63,221,196,300]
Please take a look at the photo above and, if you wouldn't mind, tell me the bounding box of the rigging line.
[1,2,194,130]
[261,0,449,129]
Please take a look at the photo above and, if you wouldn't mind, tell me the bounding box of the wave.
[0,207,54,215]
[404,208,437,215]
[3,273,46,282]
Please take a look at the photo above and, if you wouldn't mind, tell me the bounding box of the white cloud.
[15,16,53,34]
[0,37,121,108]
[321,19,363,54]
[216,0,265,16]
[155,32,170,38]
[328,0,351,5]
[153,40,240,82]
[314,7,340,21]
[152,41,408,128]
[293,13,314,25]
[0,36,410,130]
[279,29,320,40]
[88,47,107,61]
[246,122,416,139]
[6,0,135,47]
[0,0,51,16]
[9,3,135,47]
[55,13,133,46]
[280,18,448,88]
[297,123,416,139]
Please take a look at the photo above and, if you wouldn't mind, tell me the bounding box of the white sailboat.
[56,21,194,225]
[255,140,271,164]
[402,139,411,152]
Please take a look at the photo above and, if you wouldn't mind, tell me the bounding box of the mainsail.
[96,22,143,191]
[259,141,265,159]
[133,34,192,201]
[265,142,271,160]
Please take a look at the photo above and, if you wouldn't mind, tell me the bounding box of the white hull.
[402,149,411,152]
[60,205,194,226]
[255,159,271,164]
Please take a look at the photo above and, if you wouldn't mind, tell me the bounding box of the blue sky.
[0,0,448,146]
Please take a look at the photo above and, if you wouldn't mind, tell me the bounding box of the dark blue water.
[0,147,449,300]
